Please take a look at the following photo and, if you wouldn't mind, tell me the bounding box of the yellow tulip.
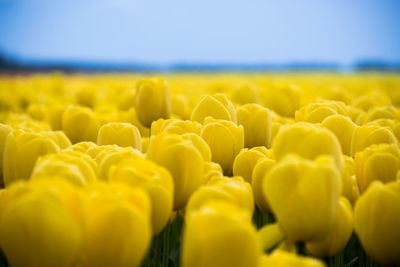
[191,93,237,123]
[135,77,171,127]
[41,130,72,149]
[75,86,96,108]
[203,161,223,183]
[147,133,205,210]
[62,105,100,143]
[306,197,353,257]
[65,141,97,154]
[260,83,301,117]
[97,122,141,150]
[358,105,398,124]
[231,83,260,105]
[44,104,66,130]
[201,118,244,175]
[237,104,272,148]
[171,93,190,119]
[181,201,261,267]
[150,118,202,136]
[355,143,400,192]
[258,251,326,267]
[264,154,341,242]
[233,147,268,183]
[0,180,82,267]
[354,181,400,266]
[252,157,276,214]
[0,123,12,186]
[83,182,152,267]
[109,157,174,234]
[321,114,356,156]
[295,101,349,123]
[181,133,212,162]
[3,130,60,185]
[272,122,343,170]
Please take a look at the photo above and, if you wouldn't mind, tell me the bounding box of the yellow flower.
[83,182,152,267]
[62,105,100,143]
[264,154,341,242]
[252,157,276,214]
[0,179,82,267]
[0,123,12,186]
[3,130,60,186]
[171,93,190,119]
[272,122,343,170]
[237,104,272,148]
[230,83,260,105]
[233,147,268,183]
[203,161,223,183]
[135,77,171,127]
[41,130,72,149]
[306,197,354,257]
[75,86,96,108]
[295,101,349,123]
[147,133,205,210]
[258,251,326,267]
[181,201,261,267]
[354,181,400,266]
[109,157,174,234]
[191,94,237,123]
[97,122,141,150]
[150,118,202,136]
[201,118,244,175]
[321,114,356,156]
[355,143,400,192]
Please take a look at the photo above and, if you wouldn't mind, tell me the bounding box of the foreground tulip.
[97,122,141,150]
[0,180,82,267]
[3,130,60,186]
[321,114,356,156]
[306,197,353,257]
[147,133,205,210]
[264,154,341,242]
[83,182,152,267]
[135,77,171,127]
[201,118,244,175]
[355,143,400,192]
[233,147,268,183]
[191,94,237,123]
[109,157,174,234]
[272,122,343,170]
[354,181,400,265]
[237,104,272,148]
[258,251,326,267]
[62,105,100,143]
[252,157,276,214]
[181,201,261,267]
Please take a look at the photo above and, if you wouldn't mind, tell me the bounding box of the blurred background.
[1,0,400,71]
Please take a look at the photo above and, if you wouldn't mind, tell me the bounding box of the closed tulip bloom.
[41,130,72,149]
[83,182,152,267]
[350,124,397,156]
[201,118,244,175]
[0,180,82,267]
[150,118,202,136]
[186,176,254,218]
[306,197,354,257]
[237,104,272,148]
[181,133,212,162]
[295,101,349,123]
[191,93,237,123]
[109,157,174,234]
[181,201,261,267]
[354,181,400,266]
[66,141,97,154]
[231,83,260,105]
[321,115,356,156]
[75,86,96,108]
[358,105,398,124]
[272,122,343,170]
[3,130,60,185]
[264,155,341,242]
[252,157,276,214]
[203,161,223,183]
[62,105,100,143]
[147,133,205,210]
[97,122,141,150]
[135,77,171,127]
[171,93,190,119]
[355,143,400,192]
[233,147,268,183]
[258,251,326,267]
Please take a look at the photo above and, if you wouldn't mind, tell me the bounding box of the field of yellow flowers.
[0,73,399,267]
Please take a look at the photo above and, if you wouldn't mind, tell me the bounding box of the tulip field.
[0,73,400,267]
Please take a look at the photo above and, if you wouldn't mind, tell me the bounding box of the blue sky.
[0,0,399,65]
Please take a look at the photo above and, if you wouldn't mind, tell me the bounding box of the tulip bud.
[135,77,171,127]
[109,157,174,234]
[147,133,205,210]
[258,251,326,267]
[75,86,96,108]
[321,115,356,156]
[358,105,398,124]
[3,130,60,186]
[181,201,261,267]
[62,105,100,143]
[201,118,244,175]
[295,101,349,123]
[272,122,343,170]
[264,154,341,242]
[203,161,223,183]
[237,104,272,148]
[233,147,268,183]
[191,93,236,123]
[306,197,353,257]
[252,157,276,214]
[171,93,190,119]
[41,130,72,149]
[97,122,141,150]
[231,83,260,105]
[151,118,202,136]
[83,182,152,267]
[355,143,400,192]
[354,181,400,266]
[66,141,97,154]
